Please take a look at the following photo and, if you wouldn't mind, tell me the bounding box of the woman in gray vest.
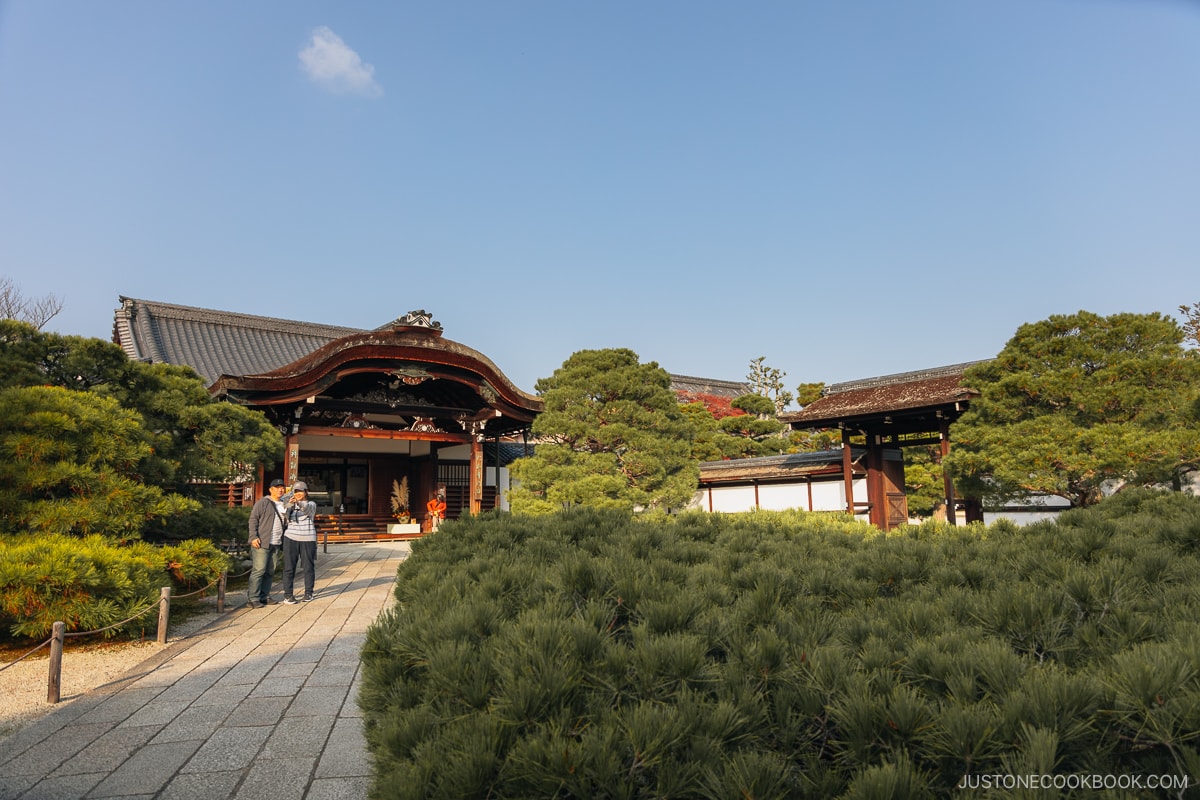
[280,481,318,603]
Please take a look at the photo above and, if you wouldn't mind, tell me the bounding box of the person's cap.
[269,479,285,488]
[292,481,308,492]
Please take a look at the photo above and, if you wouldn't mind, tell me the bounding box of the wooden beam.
[294,425,471,444]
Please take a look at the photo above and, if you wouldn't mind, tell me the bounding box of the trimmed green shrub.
[360,492,1200,798]
[142,504,251,546]
[0,533,230,640]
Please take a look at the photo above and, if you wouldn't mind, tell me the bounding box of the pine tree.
[0,319,282,492]
[944,310,1200,507]
[747,356,794,414]
[0,385,197,536]
[509,349,698,513]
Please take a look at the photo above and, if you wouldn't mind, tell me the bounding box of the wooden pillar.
[866,437,885,529]
[469,436,483,515]
[841,429,855,516]
[940,420,957,526]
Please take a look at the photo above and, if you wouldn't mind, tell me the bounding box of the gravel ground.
[0,593,241,741]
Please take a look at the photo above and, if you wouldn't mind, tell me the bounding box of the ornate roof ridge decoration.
[409,417,443,433]
[343,388,433,408]
[384,309,443,335]
[822,360,992,395]
[457,408,502,439]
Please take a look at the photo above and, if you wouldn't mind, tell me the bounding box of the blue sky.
[2,1,1197,400]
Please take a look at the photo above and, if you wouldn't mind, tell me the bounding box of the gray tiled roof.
[670,373,750,399]
[485,441,534,467]
[818,361,990,395]
[779,361,987,429]
[113,297,364,385]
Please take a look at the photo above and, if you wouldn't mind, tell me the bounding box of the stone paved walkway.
[0,541,408,800]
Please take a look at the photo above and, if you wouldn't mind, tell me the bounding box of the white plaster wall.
[810,480,849,512]
[757,483,806,511]
[708,485,759,513]
[982,493,1071,526]
[689,478,868,515]
[487,466,510,511]
[438,443,471,460]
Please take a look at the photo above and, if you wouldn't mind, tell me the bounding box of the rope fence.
[0,637,53,671]
[0,569,247,703]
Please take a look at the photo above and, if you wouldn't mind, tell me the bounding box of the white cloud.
[298,26,382,97]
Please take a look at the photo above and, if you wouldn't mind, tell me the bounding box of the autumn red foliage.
[676,391,745,420]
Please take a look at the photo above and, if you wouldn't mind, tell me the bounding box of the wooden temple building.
[113,298,541,538]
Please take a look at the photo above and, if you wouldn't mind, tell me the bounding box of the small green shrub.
[361,495,1200,798]
[0,533,230,640]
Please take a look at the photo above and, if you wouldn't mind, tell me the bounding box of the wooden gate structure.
[779,363,984,530]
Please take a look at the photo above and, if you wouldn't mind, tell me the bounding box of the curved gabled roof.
[212,323,540,421]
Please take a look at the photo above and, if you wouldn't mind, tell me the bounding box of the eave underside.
[221,358,537,438]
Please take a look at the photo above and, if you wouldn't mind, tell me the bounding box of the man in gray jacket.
[247,478,287,607]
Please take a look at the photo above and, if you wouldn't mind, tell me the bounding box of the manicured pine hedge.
[359,490,1200,798]
[0,534,230,640]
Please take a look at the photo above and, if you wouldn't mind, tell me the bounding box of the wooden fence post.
[157,586,171,644]
[217,571,227,613]
[47,621,64,704]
